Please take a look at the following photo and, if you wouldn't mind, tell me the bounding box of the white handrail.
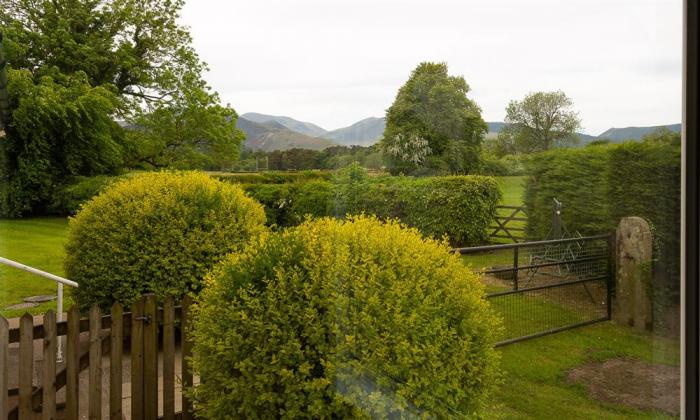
[0,256,79,361]
[0,256,79,287]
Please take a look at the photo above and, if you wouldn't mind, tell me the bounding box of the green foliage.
[215,170,334,184]
[1,0,204,111]
[125,73,244,170]
[0,69,124,216]
[191,216,501,418]
[241,183,298,228]
[524,146,611,237]
[243,173,500,246]
[65,171,266,310]
[524,142,681,306]
[49,175,120,215]
[498,91,581,155]
[1,0,242,196]
[292,181,336,219]
[381,62,486,174]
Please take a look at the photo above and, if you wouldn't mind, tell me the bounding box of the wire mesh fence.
[455,234,613,346]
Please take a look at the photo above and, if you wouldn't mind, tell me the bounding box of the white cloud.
[180,0,682,135]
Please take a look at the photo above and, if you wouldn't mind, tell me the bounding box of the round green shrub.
[191,216,501,418]
[65,171,267,310]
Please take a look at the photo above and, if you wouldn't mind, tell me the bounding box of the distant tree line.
[234,145,384,172]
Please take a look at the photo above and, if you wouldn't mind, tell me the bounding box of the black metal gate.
[454,234,613,346]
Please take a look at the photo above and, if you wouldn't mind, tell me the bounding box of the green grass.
[489,322,679,419]
[0,217,70,318]
[498,176,526,206]
[493,176,527,243]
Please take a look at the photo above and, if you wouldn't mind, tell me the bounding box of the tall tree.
[498,91,581,154]
[1,0,201,111]
[380,62,486,174]
[0,1,244,214]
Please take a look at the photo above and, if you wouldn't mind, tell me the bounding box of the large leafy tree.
[497,91,581,154]
[0,69,124,216]
[380,62,486,174]
[0,0,243,214]
[1,0,200,109]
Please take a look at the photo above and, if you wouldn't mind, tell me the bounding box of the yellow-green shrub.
[65,171,266,310]
[191,216,501,418]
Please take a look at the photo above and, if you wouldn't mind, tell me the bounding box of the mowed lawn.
[0,217,70,318]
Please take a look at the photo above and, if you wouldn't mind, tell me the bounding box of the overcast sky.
[180,0,682,136]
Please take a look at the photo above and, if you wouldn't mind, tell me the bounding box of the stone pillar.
[613,217,653,331]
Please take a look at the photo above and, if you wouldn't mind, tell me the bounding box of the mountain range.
[236,112,681,152]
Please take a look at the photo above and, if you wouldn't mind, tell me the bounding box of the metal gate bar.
[454,234,614,346]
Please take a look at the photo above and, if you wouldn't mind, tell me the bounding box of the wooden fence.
[490,205,528,243]
[0,294,194,420]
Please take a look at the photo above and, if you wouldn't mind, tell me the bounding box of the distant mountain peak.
[241,112,328,138]
[322,117,386,146]
[237,117,335,152]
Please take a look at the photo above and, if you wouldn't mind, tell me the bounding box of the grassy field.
[0,217,71,318]
[0,176,681,418]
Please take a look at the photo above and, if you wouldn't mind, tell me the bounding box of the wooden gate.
[0,294,194,419]
[490,205,528,243]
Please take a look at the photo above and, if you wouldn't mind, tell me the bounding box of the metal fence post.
[513,247,519,291]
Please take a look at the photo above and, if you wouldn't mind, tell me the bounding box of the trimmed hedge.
[191,216,501,418]
[242,175,501,246]
[65,171,267,310]
[213,170,334,184]
[524,142,681,305]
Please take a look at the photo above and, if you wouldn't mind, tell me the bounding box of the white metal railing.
[0,256,79,361]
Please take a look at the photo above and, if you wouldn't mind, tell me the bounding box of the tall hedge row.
[213,170,334,184]
[524,142,681,303]
[242,175,501,246]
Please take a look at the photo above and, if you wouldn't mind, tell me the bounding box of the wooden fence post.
[65,306,80,419]
[89,306,102,420]
[181,295,194,420]
[19,313,33,419]
[110,303,123,420]
[0,316,8,420]
[163,297,176,420]
[131,296,145,419]
[42,310,56,420]
[143,295,158,420]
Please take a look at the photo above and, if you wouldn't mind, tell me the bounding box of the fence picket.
[42,310,57,420]
[143,295,158,420]
[131,297,145,419]
[66,306,80,419]
[181,295,194,420]
[163,297,176,420]
[19,313,34,418]
[110,303,123,420]
[89,306,102,420]
[0,317,8,420]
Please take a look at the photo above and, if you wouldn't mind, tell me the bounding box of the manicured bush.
[191,216,501,418]
[65,171,267,310]
[402,176,501,246]
[243,174,501,246]
[292,181,336,219]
